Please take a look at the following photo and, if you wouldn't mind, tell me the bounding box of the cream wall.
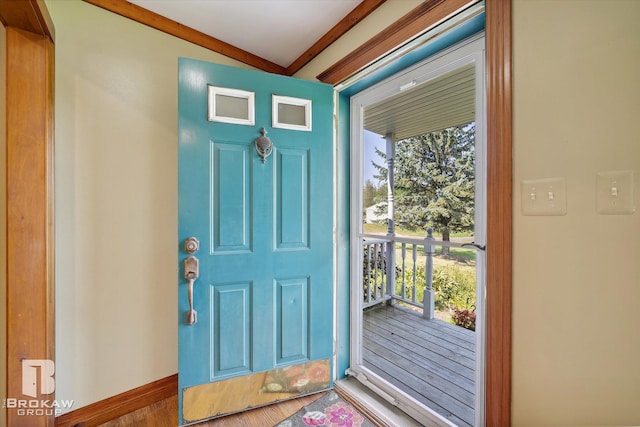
[49,0,425,413]
[0,21,7,427]
[48,0,249,411]
[293,0,422,80]
[48,0,640,423]
[512,0,640,425]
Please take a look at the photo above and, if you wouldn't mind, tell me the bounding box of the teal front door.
[178,59,334,425]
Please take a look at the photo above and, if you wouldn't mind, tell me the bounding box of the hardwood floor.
[98,392,327,427]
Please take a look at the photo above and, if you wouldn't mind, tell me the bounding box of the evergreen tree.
[363,179,379,208]
[373,124,475,253]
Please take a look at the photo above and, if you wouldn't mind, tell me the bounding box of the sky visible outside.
[363,130,385,183]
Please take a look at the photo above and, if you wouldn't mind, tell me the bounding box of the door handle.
[184,255,199,325]
[461,242,486,251]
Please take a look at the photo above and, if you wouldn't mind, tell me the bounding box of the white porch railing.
[362,228,474,319]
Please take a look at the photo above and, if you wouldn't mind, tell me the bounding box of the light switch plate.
[596,170,635,214]
[521,177,567,216]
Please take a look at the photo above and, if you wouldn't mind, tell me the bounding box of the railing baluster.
[374,243,380,300]
[373,243,379,300]
[365,243,371,304]
[385,239,395,304]
[423,228,435,319]
[376,243,386,298]
[412,244,417,303]
[401,243,407,300]
[362,233,473,313]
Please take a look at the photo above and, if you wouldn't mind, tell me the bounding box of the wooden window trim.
[317,0,513,424]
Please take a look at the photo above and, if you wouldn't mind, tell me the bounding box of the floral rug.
[275,391,374,427]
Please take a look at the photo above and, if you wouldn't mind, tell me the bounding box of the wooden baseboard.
[55,374,177,427]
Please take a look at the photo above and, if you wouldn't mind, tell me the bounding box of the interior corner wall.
[512,0,640,425]
[45,0,640,422]
[293,0,423,81]
[0,20,8,427]
[48,0,250,412]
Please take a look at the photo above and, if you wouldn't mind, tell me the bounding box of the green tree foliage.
[373,125,475,252]
[363,179,386,208]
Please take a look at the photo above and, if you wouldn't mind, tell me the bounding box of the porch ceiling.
[364,63,475,141]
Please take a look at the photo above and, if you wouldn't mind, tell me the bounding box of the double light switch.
[521,177,567,216]
[521,171,635,216]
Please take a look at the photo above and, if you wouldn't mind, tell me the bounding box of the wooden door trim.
[0,0,55,41]
[316,0,479,85]
[318,0,512,424]
[2,2,55,426]
[484,0,512,424]
[3,25,55,427]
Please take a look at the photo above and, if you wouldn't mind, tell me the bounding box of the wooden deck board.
[363,333,474,407]
[365,310,475,369]
[362,305,475,426]
[363,324,475,394]
[374,307,475,352]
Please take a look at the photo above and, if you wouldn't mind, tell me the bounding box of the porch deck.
[362,304,475,427]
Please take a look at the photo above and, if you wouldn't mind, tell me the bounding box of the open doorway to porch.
[349,35,486,426]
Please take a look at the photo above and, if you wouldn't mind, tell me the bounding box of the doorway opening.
[348,34,486,426]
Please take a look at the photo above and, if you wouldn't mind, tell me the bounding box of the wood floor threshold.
[55,374,178,427]
[334,386,386,427]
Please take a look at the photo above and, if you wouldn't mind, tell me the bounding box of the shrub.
[394,264,476,316]
[452,308,476,331]
[431,265,476,312]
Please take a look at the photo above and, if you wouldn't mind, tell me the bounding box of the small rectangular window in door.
[272,95,311,131]
[208,86,255,125]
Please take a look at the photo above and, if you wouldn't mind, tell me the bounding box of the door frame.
[10,0,511,425]
[348,34,486,426]
[1,1,56,426]
[318,1,512,424]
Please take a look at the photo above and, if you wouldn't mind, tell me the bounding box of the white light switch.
[596,170,635,214]
[521,177,567,216]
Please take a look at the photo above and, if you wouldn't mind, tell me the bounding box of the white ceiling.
[129,0,362,67]
[364,63,476,140]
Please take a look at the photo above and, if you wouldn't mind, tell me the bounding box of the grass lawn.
[363,222,476,270]
[363,222,473,239]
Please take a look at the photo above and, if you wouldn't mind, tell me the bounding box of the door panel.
[212,281,252,377]
[275,277,309,363]
[212,142,252,253]
[178,59,334,425]
[275,148,309,249]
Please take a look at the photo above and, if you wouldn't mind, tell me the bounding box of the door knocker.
[254,128,273,163]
